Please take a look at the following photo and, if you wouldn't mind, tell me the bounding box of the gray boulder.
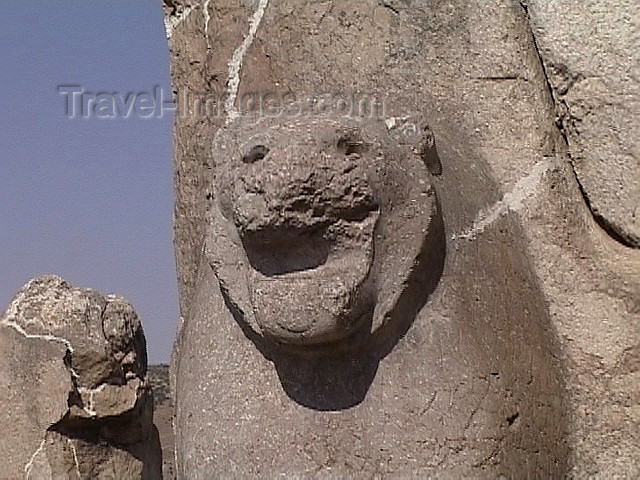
[0,275,162,479]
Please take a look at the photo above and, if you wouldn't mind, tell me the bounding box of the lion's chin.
[248,246,375,345]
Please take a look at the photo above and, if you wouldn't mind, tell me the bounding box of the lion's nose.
[232,172,333,276]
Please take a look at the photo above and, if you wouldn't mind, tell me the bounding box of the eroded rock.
[524,0,640,248]
[208,117,440,348]
[167,0,638,477]
[173,114,566,477]
[0,275,162,479]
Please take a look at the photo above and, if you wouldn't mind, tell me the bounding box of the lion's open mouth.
[240,214,379,344]
[241,225,332,276]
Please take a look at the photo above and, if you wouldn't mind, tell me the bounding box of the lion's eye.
[336,134,368,156]
[241,144,269,164]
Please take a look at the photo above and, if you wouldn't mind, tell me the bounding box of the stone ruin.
[0,276,162,479]
[0,1,637,478]
[207,117,441,348]
[166,0,639,477]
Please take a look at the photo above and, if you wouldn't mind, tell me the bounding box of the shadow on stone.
[226,199,446,411]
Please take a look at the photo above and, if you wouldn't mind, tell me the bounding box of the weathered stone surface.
[167,0,639,477]
[170,8,568,471]
[208,116,440,347]
[524,0,640,247]
[147,365,175,480]
[0,275,162,479]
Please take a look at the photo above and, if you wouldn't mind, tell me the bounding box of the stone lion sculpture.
[206,116,443,350]
[172,113,565,477]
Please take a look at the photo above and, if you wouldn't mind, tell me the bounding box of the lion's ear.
[419,125,442,176]
[205,200,260,335]
[385,115,442,176]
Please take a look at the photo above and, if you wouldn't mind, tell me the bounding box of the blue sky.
[0,1,177,363]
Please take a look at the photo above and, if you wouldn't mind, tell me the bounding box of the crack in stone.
[2,277,75,353]
[77,384,109,417]
[452,161,552,241]
[318,1,335,26]
[1,318,74,352]
[173,413,179,478]
[24,438,47,478]
[472,75,524,81]
[68,438,81,478]
[379,0,400,15]
[224,0,270,123]
[518,1,569,147]
[203,0,211,50]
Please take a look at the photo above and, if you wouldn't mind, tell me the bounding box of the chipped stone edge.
[164,4,196,40]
